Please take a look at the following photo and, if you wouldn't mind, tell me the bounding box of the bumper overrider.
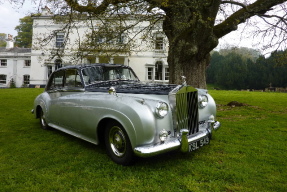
[134,121,220,157]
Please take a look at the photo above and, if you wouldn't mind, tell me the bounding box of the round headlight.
[199,95,208,108]
[155,102,169,118]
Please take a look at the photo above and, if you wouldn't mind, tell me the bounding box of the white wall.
[0,52,31,87]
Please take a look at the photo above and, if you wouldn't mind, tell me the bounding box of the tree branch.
[221,0,248,10]
[214,0,287,39]
[64,0,132,13]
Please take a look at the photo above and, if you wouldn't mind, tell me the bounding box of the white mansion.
[0,34,31,88]
[0,7,169,88]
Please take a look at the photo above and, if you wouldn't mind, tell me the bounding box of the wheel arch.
[97,118,111,145]
[97,117,136,148]
[94,103,157,149]
[35,105,43,119]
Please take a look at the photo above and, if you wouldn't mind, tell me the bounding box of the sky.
[0,0,38,36]
[0,1,273,54]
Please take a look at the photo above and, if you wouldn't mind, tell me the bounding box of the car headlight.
[199,95,208,108]
[155,102,169,118]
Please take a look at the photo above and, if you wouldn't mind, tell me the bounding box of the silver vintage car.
[32,64,220,165]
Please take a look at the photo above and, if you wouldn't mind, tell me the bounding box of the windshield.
[82,66,139,85]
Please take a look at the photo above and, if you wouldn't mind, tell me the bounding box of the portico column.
[110,57,114,64]
[124,57,129,66]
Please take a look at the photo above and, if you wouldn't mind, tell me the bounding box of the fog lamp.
[208,115,215,123]
[159,129,168,142]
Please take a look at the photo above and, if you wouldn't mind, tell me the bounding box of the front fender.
[79,93,159,148]
[33,93,50,119]
[109,95,174,148]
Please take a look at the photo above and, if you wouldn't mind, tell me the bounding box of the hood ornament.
[181,76,187,86]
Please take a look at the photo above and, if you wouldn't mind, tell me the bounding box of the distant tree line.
[0,33,6,47]
[0,16,33,48]
[14,16,33,48]
[207,49,287,90]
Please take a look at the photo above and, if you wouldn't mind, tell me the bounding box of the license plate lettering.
[190,142,199,151]
[189,136,210,152]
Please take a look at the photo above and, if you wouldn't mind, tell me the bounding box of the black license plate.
[189,136,210,152]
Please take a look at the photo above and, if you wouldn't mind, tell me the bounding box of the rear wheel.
[105,121,134,165]
[39,108,50,130]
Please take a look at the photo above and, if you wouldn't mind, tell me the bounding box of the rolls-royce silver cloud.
[32,64,220,165]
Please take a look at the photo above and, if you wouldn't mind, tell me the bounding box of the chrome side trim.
[48,123,98,145]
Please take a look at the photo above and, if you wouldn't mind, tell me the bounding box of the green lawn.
[0,88,286,191]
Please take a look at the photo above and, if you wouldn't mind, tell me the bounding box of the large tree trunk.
[162,1,221,89]
[167,43,210,88]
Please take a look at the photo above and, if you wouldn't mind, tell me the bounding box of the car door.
[46,69,65,126]
[46,68,84,132]
[59,68,84,132]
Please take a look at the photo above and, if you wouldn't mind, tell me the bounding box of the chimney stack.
[6,34,14,49]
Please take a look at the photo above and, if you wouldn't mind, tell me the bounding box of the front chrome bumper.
[134,121,220,157]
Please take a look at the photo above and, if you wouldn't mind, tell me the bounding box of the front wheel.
[39,108,50,130]
[105,121,134,165]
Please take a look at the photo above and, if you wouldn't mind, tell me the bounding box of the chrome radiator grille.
[175,86,199,135]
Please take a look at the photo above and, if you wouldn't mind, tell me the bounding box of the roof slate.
[0,47,31,53]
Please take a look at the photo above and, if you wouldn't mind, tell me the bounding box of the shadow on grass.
[36,123,202,168]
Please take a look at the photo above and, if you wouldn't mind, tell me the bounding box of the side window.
[64,69,83,89]
[55,59,62,70]
[155,36,164,50]
[147,67,153,80]
[56,33,65,48]
[82,66,103,84]
[46,70,65,91]
[155,61,163,80]
[0,60,7,67]
[24,60,31,67]
[23,75,30,85]
[0,74,7,84]
[82,69,90,85]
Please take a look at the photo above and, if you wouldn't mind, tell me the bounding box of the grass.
[0,88,286,191]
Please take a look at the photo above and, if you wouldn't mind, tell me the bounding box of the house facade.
[0,35,31,88]
[29,8,169,88]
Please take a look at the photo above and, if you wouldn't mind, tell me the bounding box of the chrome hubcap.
[109,126,126,157]
[41,112,47,126]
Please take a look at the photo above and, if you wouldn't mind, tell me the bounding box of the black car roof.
[57,63,130,71]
